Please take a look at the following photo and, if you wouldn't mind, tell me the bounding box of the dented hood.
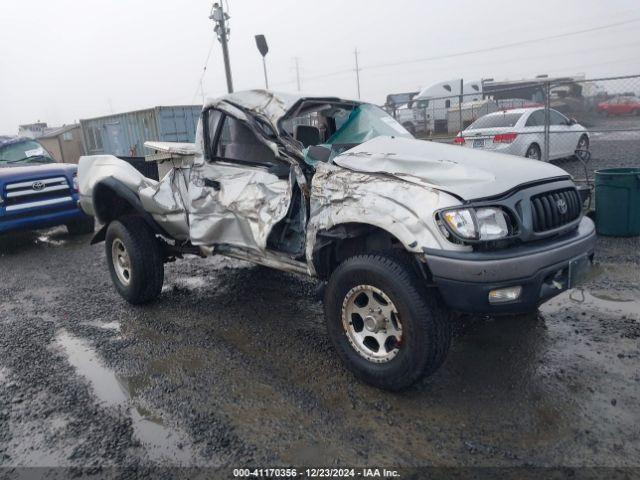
[333,136,571,200]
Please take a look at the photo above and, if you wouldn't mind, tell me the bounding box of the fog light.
[488,286,522,304]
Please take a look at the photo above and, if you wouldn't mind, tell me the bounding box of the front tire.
[105,216,164,305]
[324,253,451,391]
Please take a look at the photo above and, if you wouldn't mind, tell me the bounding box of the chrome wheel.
[341,285,403,363]
[111,238,131,286]
[526,145,541,160]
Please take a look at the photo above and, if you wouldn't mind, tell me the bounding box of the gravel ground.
[0,225,638,474]
[0,128,639,475]
[554,115,640,181]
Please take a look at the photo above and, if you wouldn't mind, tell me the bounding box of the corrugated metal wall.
[80,105,202,157]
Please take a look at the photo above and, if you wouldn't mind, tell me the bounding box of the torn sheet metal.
[305,162,467,273]
[139,167,191,240]
[188,162,292,251]
[203,90,301,128]
[78,155,190,240]
[333,136,570,200]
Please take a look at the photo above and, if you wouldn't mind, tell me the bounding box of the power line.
[276,17,640,89]
[270,17,640,92]
[191,34,217,104]
[362,17,640,71]
[362,40,640,85]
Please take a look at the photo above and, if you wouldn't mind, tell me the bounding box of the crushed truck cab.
[79,90,595,390]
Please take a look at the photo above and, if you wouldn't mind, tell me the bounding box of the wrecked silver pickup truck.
[78,90,595,390]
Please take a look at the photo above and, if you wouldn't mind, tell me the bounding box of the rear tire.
[525,143,541,161]
[105,216,164,305]
[575,134,590,161]
[324,252,451,391]
[66,215,95,235]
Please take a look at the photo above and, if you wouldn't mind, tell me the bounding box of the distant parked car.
[453,107,589,161]
[0,136,94,235]
[596,95,640,116]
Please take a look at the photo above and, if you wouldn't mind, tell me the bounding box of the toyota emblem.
[32,181,45,191]
[556,198,568,215]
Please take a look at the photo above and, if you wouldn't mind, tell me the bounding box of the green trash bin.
[595,167,640,236]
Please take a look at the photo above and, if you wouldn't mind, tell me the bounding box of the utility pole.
[210,2,233,93]
[294,57,301,92]
[354,48,361,99]
[543,81,551,162]
[458,78,464,133]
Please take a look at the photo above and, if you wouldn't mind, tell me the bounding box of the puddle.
[36,235,66,247]
[174,276,207,289]
[82,320,121,332]
[55,330,194,464]
[541,288,640,319]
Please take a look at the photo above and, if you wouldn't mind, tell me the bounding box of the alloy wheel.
[341,285,403,363]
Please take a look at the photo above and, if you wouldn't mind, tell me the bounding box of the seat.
[294,125,321,148]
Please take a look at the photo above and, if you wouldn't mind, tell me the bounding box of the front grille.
[531,188,581,232]
[3,176,73,211]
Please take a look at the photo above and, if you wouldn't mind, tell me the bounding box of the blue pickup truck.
[0,136,94,235]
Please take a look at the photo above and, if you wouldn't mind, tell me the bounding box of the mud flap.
[90,224,109,245]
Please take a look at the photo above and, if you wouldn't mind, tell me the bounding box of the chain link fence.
[387,74,640,182]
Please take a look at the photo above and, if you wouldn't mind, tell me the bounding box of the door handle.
[204,178,221,190]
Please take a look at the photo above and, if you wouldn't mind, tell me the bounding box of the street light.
[255,34,269,90]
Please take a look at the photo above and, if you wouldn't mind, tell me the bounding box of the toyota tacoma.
[78,91,595,390]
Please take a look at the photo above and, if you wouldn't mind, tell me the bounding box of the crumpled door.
[187,111,292,251]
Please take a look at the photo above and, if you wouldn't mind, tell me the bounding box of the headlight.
[440,207,511,241]
[475,207,510,240]
[72,173,79,191]
[442,209,477,239]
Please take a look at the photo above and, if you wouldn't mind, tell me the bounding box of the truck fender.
[90,177,168,244]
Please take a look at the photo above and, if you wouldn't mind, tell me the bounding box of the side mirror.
[307,145,332,163]
[569,118,577,125]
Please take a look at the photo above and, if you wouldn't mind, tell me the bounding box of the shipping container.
[79,105,201,157]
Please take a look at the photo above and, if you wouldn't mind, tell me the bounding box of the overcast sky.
[1,0,639,134]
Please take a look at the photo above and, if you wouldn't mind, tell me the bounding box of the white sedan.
[453,107,589,161]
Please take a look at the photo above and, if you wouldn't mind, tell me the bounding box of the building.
[18,122,48,139]
[79,105,201,157]
[38,124,85,164]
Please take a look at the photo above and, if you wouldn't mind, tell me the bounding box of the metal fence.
[388,74,640,180]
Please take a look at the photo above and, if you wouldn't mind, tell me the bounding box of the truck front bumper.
[423,217,597,314]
